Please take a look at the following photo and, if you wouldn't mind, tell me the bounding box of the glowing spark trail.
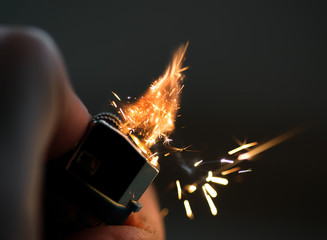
[206,171,213,181]
[210,176,229,186]
[206,171,229,185]
[220,159,234,164]
[119,108,127,120]
[186,185,197,193]
[239,169,252,173]
[183,200,194,219]
[204,183,217,198]
[111,91,121,101]
[194,160,203,167]
[228,142,258,155]
[176,180,182,200]
[238,128,302,160]
[111,100,117,108]
[202,186,217,216]
[221,167,241,176]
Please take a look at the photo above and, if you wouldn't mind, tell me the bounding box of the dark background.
[2,0,327,239]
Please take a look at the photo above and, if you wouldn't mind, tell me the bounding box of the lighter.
[44,112,159,239]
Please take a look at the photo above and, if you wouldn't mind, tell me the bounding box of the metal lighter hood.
[66,118,159,206]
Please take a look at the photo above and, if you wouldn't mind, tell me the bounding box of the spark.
[145,138,156,146]
[202,186,217,216]
[149,152,158,158]
[238,128,302,160]
[119,108,127,120]
[204,183,217,198]
[206,171,228,185]
[238,169,252,173]
[112,91,121,101]
[163,138,173,145]
[163,145,197,157]
[206,171,213,181]
[176,180,182,200]
[183,200,194,219]
[111,100,118,108]
[238,153,250,160]
[186,185,197,193]
[210,177,229,186]
[168,145,195,153]
[221,167,241,176]
[169,88,176,96]
[177,84,185,94]
[129,134,150,156]
[127,116,135,123]
[194,160,203,167]
[228,142,258,155]
[151,156,159,166]
[220,159,234,164]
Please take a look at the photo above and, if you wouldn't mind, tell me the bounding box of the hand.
[0,26,165,240]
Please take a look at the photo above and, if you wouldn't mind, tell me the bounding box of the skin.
[0,26,165,240]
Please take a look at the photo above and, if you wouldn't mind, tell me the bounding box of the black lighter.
[44,113,159,239]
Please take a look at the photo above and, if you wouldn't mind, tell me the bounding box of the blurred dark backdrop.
[2,0,327,239]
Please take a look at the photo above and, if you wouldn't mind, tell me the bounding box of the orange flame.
[121,43,188,147]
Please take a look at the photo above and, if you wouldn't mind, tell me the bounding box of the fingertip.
[65,186,165,240]
[0,26,92,159]
[124,186,165,239]
[48,91,91,159]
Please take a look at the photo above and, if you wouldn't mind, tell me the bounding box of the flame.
[121,43,188,147]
